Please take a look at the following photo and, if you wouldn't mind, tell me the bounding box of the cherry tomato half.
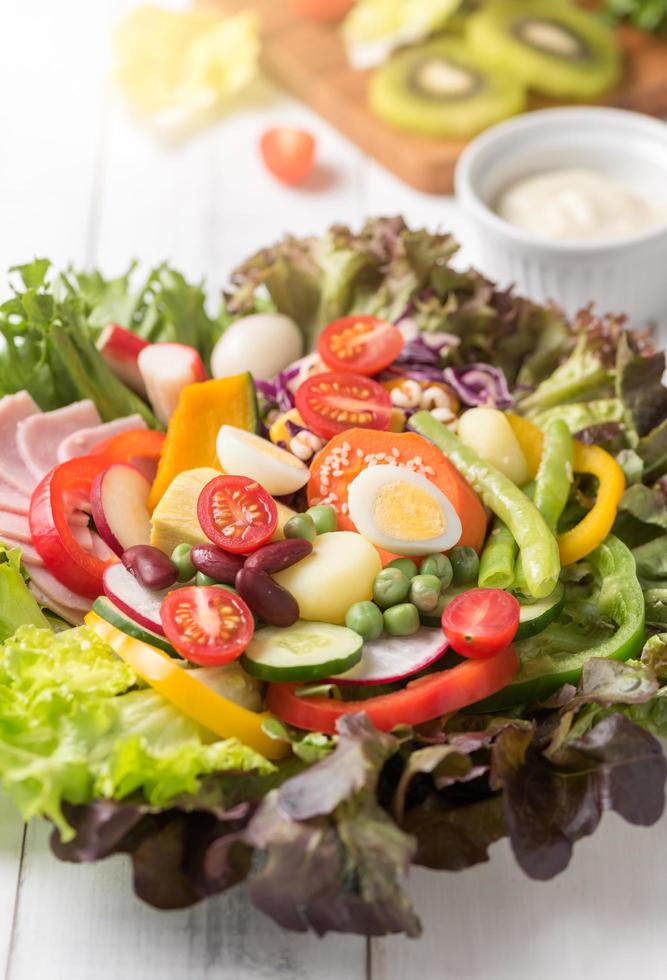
[295,371,392,440]
[317,315,404,377]
[160,586,254,666]
[441,588,520,659]
[260,127,316,186]
[197,475,278,554]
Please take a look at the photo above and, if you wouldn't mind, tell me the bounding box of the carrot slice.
[308,429,488,557]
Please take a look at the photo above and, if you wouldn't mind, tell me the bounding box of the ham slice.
[57,415,147,463]
[23,564,91,612]
[29,583,85,626]
[0,476,29,516]
[0,511,32,543]
[0,537,44,565]
[0,392,41,494]
[17,400,101,480]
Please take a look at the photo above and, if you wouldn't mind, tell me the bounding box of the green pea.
[306,505,338,535]
[420,553,453,589]
[383,603,420,637]
[171,543,195,582]
[386,557,418,579]
[449,546,480,585]
[409,574,442,614]
[373,568,411,609]
[196,571,219,587]
[284,513,317,542]
[345,601,384,642]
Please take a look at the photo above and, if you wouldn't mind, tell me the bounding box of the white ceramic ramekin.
[454,107,667,327]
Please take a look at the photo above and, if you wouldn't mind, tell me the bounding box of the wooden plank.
[7,820,367,980]
[215,0,667,194]
[0,798,25,979]
[370,809,667,980]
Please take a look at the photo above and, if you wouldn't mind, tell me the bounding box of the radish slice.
[330,627,448,685]
[97,324,149,397]
[102,562,170,635]
[90,464,152,556]
[137,343,207,424]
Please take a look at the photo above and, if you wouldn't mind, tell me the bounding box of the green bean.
[478,518,517,590]
[534,419,574,532]
[410,412,560,599]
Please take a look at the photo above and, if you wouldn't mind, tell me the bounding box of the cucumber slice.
[241,621,363,682]
[515,583,565,640]
[92,596,180,658]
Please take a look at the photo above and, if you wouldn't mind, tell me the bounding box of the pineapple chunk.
[150,467,219,555]
[151,467,297,555]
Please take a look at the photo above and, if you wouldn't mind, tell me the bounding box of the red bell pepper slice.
[266,644,519,734]
[89,429,165,466]
[29,456,116,598]
[29,430,165,599]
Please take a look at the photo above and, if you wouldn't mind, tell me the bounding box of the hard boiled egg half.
[216,425,309,496]
[347,465,462,556]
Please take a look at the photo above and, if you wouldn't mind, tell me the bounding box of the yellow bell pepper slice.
[507,414,625,566]
[85,611,288,761]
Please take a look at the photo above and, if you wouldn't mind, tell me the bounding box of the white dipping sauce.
[495,167,667,242]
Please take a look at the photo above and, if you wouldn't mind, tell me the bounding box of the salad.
[0,217,666,937]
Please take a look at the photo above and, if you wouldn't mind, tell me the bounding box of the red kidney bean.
[122,545,178,591]
[244,538,312,575]
[235,568,299,628]
[191,544,245,585]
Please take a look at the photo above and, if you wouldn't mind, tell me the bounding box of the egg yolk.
[372,481,447,542]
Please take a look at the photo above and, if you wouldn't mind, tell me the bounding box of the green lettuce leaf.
[529,399,625,434]
[616,333,667,438]
[227,216,573,384]
[519,333,614,413]
[0,626,273,839]
[0,545,50,641]
[640,419,667,483]
[0,261,159,425]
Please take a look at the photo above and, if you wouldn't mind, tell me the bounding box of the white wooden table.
[2,3,667,978]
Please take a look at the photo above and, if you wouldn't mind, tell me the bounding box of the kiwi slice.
[465,0,622,100]
[368,37,526,138]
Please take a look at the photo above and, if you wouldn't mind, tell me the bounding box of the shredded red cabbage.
[442,364,513,409]
[255,365,300,414]
[380,333,459,383]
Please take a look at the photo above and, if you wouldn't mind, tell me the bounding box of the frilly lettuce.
[227,216,572,384]
[0,626,273,840]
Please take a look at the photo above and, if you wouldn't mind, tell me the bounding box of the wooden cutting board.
[216,0,667,194]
